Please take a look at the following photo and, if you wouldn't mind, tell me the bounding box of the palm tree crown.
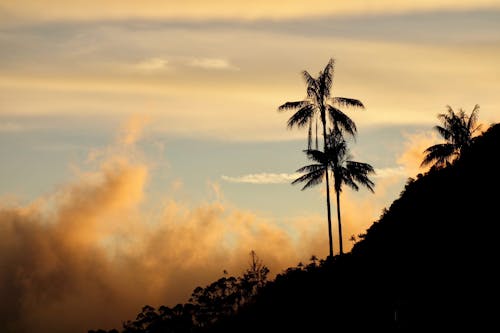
[278,58,364,150]
[421,104,482,169]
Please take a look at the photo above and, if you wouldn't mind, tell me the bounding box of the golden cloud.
[0,116,329,333]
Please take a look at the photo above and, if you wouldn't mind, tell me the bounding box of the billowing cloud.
[222,172,301,184]
[0,118,327,333]
[396,130,441,176]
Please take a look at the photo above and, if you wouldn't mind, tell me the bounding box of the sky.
[1,1,500,332]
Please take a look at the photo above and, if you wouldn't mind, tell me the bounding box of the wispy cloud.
[188,57,239,71]
[222,172,300,184]
[223,167,408,185]
[373,166,407,178]
[134,57,169,72]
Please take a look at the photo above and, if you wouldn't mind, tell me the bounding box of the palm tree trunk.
[336,189,343,255]
[321,112,334,259]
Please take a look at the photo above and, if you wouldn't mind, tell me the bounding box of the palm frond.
[292,167,325,191]
[302,71,318,98]
[341,172,359,192]
[332,97,365,109]
[327,105,357,137]
[467,104,481,134]
[287,104,315,129]
[278,100,309,112]
[434,125,453,141]
[307,87,320,104]
[295,163,324,174]
[346,161,375,192]
[304,149,327,164]
[421,143,455,167]
[319,58,335,95]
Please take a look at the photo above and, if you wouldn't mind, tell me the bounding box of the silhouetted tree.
[241,250,269,294]
[293,130,374,255]
[421,104,482,169]
[278,58,364,258]
[189,250,269,329]
[328,130,374,254]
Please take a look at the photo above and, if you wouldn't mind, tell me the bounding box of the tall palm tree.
[292,130,375,256]
[327,130,375,255]
[421,104,482,169]
[278,58,365,258]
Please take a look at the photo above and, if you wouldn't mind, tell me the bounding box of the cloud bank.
[0,118,327,333]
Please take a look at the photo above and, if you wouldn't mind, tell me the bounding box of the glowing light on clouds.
[0,117,327,333]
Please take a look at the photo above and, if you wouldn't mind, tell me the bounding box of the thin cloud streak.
[222,166,412,185]
[372,166,407,178]
[188,58,239,71]
[222,173,301,184]
[133,57,169,73]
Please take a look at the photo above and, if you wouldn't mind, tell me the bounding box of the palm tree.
[278,58,365,258]
[293,130,375,255]
[421,104,482,169]
[327,130,374,255]
[278,58,363,150]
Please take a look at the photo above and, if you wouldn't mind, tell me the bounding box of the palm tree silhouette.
[327,130,374,255]
[421,104,482,169]
[293,130,375,255]
[278,58,365,258]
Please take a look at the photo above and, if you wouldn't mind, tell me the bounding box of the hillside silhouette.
[91,123,499,332]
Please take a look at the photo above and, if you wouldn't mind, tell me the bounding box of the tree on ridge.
[421,104,482,169]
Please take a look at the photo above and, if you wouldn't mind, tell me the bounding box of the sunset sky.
[1,1,500,332]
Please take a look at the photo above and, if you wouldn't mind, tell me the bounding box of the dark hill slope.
[207,123,500,332]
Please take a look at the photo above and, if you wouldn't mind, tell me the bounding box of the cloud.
[133,57,169,73]
[118,114,151,146]
[222,172,301,184]
[2,15,499,141]
[188,57,239,71]
[2,0,499,23]
[0,118,327,333]
[373,166,407,178]
[397,130,441,176]
[222,166,407,184]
